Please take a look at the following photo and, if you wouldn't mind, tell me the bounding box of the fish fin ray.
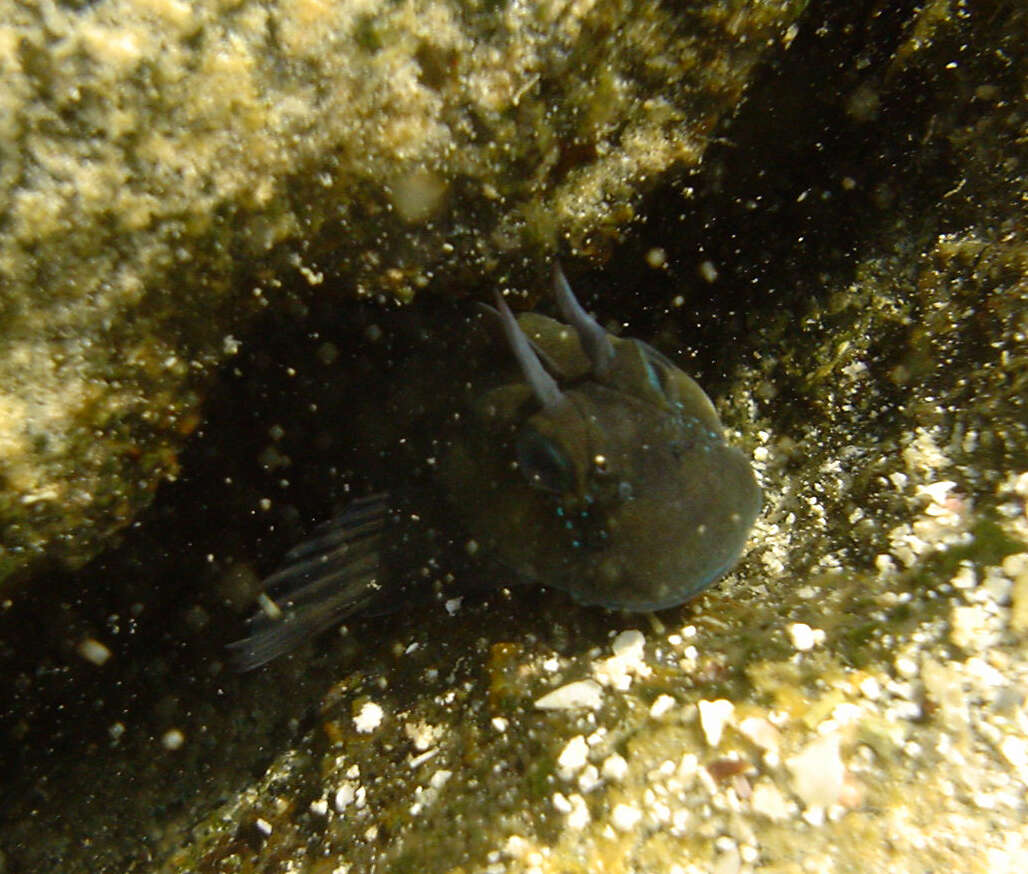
[227,492,391,671]
[279,492,388,564]
[226,568,379,671]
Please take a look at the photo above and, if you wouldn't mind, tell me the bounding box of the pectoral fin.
[227,493,389,672]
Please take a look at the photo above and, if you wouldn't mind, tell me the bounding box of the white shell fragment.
[750,780,791,822]
[786,733,846,810]
[535,679,604,711]
[354,701,384,733]
[698,698,735,747]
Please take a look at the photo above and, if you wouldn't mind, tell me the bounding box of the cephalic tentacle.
[552,262,615,375]
[493,290,565,409]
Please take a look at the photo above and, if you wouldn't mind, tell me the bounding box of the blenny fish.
[228,265,761,670]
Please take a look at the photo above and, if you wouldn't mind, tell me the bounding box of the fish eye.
[516,428,575,493]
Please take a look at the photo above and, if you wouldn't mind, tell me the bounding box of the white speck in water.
[77,637,112,666]
[645,247,667,269]
[161,728,185,750]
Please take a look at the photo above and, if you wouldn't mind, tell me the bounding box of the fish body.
[229,267,761,670]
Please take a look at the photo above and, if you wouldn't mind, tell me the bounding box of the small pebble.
[611,802,642,832]
[334,783,356,811]
[858,675,882,700]
[788,623,824,652]
[601,753,629,782]
[649,694,677,718]
[557,735,589,777]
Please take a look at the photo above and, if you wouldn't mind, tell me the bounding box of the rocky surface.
[0,0,796,592]
[1,2,1026,873]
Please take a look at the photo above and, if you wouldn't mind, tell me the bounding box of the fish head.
[464,266,761,610]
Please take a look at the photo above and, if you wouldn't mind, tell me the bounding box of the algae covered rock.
[0,0,798,592]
